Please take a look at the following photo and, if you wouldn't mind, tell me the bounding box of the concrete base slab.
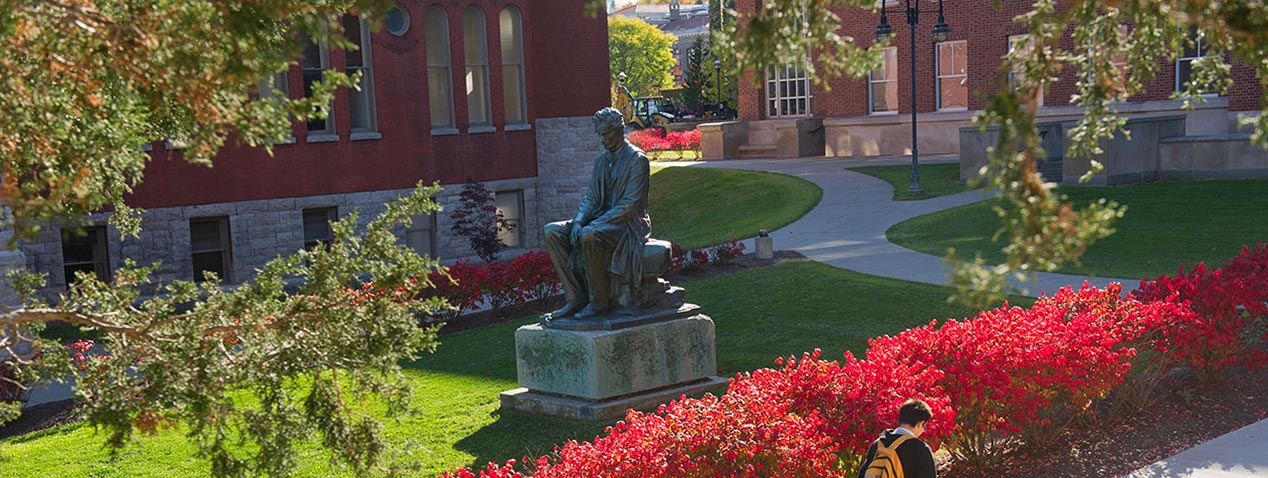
[500,376,729,422]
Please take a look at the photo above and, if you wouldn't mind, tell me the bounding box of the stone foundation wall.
[534,116,601,224]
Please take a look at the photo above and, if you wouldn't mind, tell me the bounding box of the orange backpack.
[862,434,916,478]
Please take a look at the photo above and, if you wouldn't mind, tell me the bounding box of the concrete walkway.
[662,155,1136,296]
[663,154,1268,478]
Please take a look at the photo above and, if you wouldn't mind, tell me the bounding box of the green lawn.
[887,178,1268,280]
[650,166,822,249]
[847,163,976,200]
[648,149,701,161]
[1,262,1006,477]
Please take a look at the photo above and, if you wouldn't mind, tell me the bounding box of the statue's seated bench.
[637,238,682,309]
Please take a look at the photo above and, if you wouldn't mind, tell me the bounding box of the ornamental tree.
[0,1,459,476]
[712,0,1268,307]
[608,15,678,97]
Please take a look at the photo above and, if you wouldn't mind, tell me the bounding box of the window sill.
[306,133,340,143]
[505,123,533,132]
[470,125,497,134]
[868,111,899,116]
[350,131,382,141]
[934,108,968,113]
[431,127,460,136]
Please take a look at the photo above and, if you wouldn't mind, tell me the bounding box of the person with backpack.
[857,398,937,478]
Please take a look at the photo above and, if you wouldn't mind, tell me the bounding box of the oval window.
[385,5,410,36]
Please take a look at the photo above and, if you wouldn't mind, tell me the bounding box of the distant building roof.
[661,14,710,35]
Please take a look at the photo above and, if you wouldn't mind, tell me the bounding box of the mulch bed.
[5,251,1266,478]
[941,364,1268,478]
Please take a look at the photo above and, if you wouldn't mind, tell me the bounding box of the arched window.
[343,15,377,133]
[425,6,455,131]
[463,6,491,128]
[500,6,527,125]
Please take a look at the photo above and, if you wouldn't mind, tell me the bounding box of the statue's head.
[593,107,625,152]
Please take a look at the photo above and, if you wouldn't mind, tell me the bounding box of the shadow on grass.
[451,408,608,472]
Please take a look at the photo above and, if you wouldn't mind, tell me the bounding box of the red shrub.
[424,261,487,322]
[507,251,562,303]
[1132,243,1268,378]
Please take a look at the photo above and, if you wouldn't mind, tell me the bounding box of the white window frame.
[344,16,379,137]
[301,35,336,139]
[765,65,812,118]
[499,6,528,127]
[464,6,493,131]
[935,41,968,111]
[1008,34,1044,108]
[1176,27,1218,97]
[425,6,457,134]
[869,46,898,114]
[495,190,524,248]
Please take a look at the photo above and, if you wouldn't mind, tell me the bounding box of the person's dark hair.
[593,106,625,132]
[897,398,933,427]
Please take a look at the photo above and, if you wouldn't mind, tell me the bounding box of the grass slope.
[888,178,1268,280]
[649,166,822,249]
[847,163,975,200]
[1,262,1002,477]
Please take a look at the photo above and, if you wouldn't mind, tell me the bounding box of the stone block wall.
[534,116,602,224]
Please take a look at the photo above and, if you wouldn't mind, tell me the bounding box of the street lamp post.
[875,0,949,196]
[713,58,723,116]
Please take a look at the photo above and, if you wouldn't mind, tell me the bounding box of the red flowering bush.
[482,252,563,315]
[443,247,1268,477]
[707,240,746,264]
[626,129,703,160]
[1132,243,1268,379]
[424,261,488,322]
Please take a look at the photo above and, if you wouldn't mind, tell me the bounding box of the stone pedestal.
[501,304,726,422]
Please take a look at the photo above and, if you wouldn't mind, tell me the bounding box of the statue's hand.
[569,222,584,244]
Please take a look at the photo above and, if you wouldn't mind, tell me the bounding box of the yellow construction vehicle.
[614,73,677,132]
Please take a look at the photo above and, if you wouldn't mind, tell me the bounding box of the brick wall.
[736,0,1263,120]
[128,0,610,210]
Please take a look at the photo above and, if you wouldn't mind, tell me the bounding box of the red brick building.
[17,1,612,296]
[705,0,1267,184]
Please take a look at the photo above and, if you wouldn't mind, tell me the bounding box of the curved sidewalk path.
[663,155,1137,297]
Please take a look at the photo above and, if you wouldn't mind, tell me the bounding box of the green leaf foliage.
[2,183,446,477]
[608,15,678,96]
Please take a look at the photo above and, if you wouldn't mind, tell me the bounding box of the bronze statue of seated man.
[542,107,680,323]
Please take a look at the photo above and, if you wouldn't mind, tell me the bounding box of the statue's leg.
[543,221,587,320]
[574,226,617,319]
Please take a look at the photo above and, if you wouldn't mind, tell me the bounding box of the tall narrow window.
[425,7,455,131]
[190,217,232,283]
[869,47,898,113]
[765,65,811,118]
[500,6,527,125]
[1177,27,1216,95]
[936,41,968,110]
[303,207,337,250]
[495,190,523,248]
[343,15,378,134]
[463,6,492,128]
[61,226,109,286]
[1008,34,1043,107]
[301,34,335,135]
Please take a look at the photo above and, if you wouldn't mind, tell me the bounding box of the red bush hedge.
[442,247,1268,477]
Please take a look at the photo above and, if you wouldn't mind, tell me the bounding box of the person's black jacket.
[855,429,936,478]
